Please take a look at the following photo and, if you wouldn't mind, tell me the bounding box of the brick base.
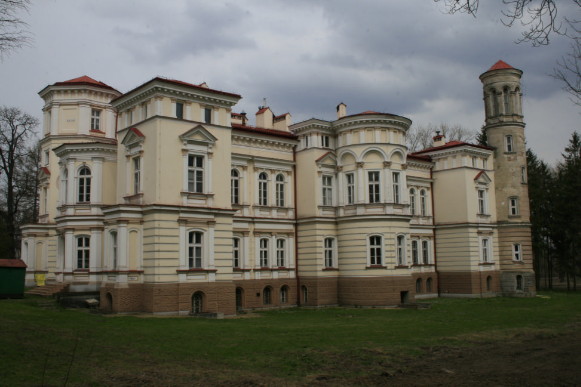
[438,270,500,297]
[500,271,536,297]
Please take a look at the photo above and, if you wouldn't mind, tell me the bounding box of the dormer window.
[91,109,101,130]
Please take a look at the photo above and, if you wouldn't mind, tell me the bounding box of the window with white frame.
[258,172,268,205]
[304,135,309,148]
[110,231,118,269]
[478,189,487,215]
[322,175,333,206]
[204,107,212,124]
[410,188,416,215]
[369,235,382,265]
[188,231,203,269]
[397,235,406,265]
[275,174,285,207]
[324,237,335,268]
[233,237,241,268]
[231,169,240,205]
[411,240,419,264]
[392,172,401,203]
[133,157,141,194]
[91,109,101,130]
[509,197,519,216]
[76,236,90,269]
[346,173,355,204]
[420,189,427,216]
[368,171,380,203]
[44,150,49,166]
[505,135,514,152]
[481,237,491,262]
[276,238,286,267]
[77,166,91,203]
[472,156,477,168]
[322,135,330,148]
[176,102,184,119]
[259,238,269,267]
[187,155,204,193]
[521,166,527,183]
[513,243,522,261]
[422,240,429,264]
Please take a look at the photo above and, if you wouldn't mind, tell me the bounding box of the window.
[472,156,477,168]
[411,240,419,264]
[509,197,519,216]
[422,240,429,264]
[77,166,91,203]
[322,175,333,206]
[483,158,488,169]
[76,236,90,269]
[521,166,527,183]
[368,171,380,203]
[231,169,240,205]
[280,286,289,304]
[275,174,285,207]
[61,168,68,204]
[204,108,212,124]
[392,172,401,203]
[111,231,118,269]
[486,276,492,291]
[416,278,423,293]
[188,231,203,269]
[233,237,240,268]
[91,109,101,130]
[176,102,184,119]
[369,235,382,265]
[513,243,522,261]
[142,102,148,119]
[322,135,330,148]
[397,235,405,266]
[426,277,433,293]
[133,157,141,194]
[302,285,308,303]
[409,188,416,215]
[478,189,487,215]
[44,150,49,166]
[192,292,203,314]
[263,287,272,305]
[505,135,514,152]
[259,238,269,267]
[128,110,133,126]
[503,87,510,114]
[324,237,335,268]
[420,190,427,216]
[481,238,490,262]
[258,172,268,205]
[187,155,204,193]
[516,275,524,291]
[276,238,285,267]
[346,173,355,204]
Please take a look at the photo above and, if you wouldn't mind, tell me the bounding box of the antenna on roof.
[263,97,267,108]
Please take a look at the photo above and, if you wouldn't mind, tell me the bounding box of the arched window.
[188,231,203,269]
[263,286,272,305]
[301,285,308,304]
[275,174,285,207]
[409,188,416,215]
[503,87,510,114]
[369,235,382,265]
[416,278,423,293]
[77,166,91,203]
[76,235,90,269]
[516,275,524,291]
[192,292,204,314]
[259,238,269,267]
[397,235,405,266]
[492,89,499,116]
[258,172,268,205]
[426,277,433,293]
[280,285,289,304]
[231,169,240,205]
[420,190,427,216]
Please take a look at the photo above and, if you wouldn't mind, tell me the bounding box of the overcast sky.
[1,0,578,164]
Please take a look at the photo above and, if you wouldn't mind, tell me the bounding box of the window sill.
[322,267,339,271]
[508,214,521,219]
[256,267,293,271]
[477,213,491,217]
[233,268,252,272]
[411,263,435,267]
[479,262,495,266]
[176,268,217,273]
[366,265,386,269]
[101,270,144,274]
[395,265,409,269]
[89,129,106,135]
[181,191,214,198]
[512,260,525,264]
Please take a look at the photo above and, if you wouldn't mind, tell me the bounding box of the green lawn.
[1,292,580,386]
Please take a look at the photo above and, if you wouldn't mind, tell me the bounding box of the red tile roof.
[256,107,270,115]
[128,127,145,137]
[274,113,290,120]
[315,151,332,162]
[413,140,493,155]
[40,167,51,175]
[488,60,514,71]
[232,123,297,139]
[0,259,27,268]
[53,75,119,92]
[408,154,432,162]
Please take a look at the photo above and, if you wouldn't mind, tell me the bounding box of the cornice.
[232,132,296,152]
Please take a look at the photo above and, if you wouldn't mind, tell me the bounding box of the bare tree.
[407,123,477,152]
[553,20,581,105]
[0,106,38,258]
[0,0,32,57]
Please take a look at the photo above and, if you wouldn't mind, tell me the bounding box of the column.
[90,228,102,272]
[336,168,344,206]
[64,229,74,273]
[50,104,59,135]
[92,157,103,203]
[67,159,75,205]
[79,104,90,134]
[356,162,365,203]
[208,221,216,269]
[185,103,192,120]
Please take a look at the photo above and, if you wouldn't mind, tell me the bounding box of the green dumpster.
[0,259,27,298]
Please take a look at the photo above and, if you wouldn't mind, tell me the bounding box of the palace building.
[21,60,535,314]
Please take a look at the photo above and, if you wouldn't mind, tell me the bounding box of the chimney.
[256,106,273,129]
[433,131,446,147]
[337,102,347,119]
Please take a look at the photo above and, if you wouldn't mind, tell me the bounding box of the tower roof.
[54,75,119,92]
[487,60,514,71]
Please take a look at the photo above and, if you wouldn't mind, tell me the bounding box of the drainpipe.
[293,145,301,306]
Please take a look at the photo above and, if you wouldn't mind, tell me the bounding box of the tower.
[480,60,535,296]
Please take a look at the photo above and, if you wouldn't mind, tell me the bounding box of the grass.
[1,291,580,386]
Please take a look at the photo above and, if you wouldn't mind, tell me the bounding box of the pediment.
[474,170,492,184]
[179,125,217,146]
[316,152,337,167]
[121,127,145,148]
